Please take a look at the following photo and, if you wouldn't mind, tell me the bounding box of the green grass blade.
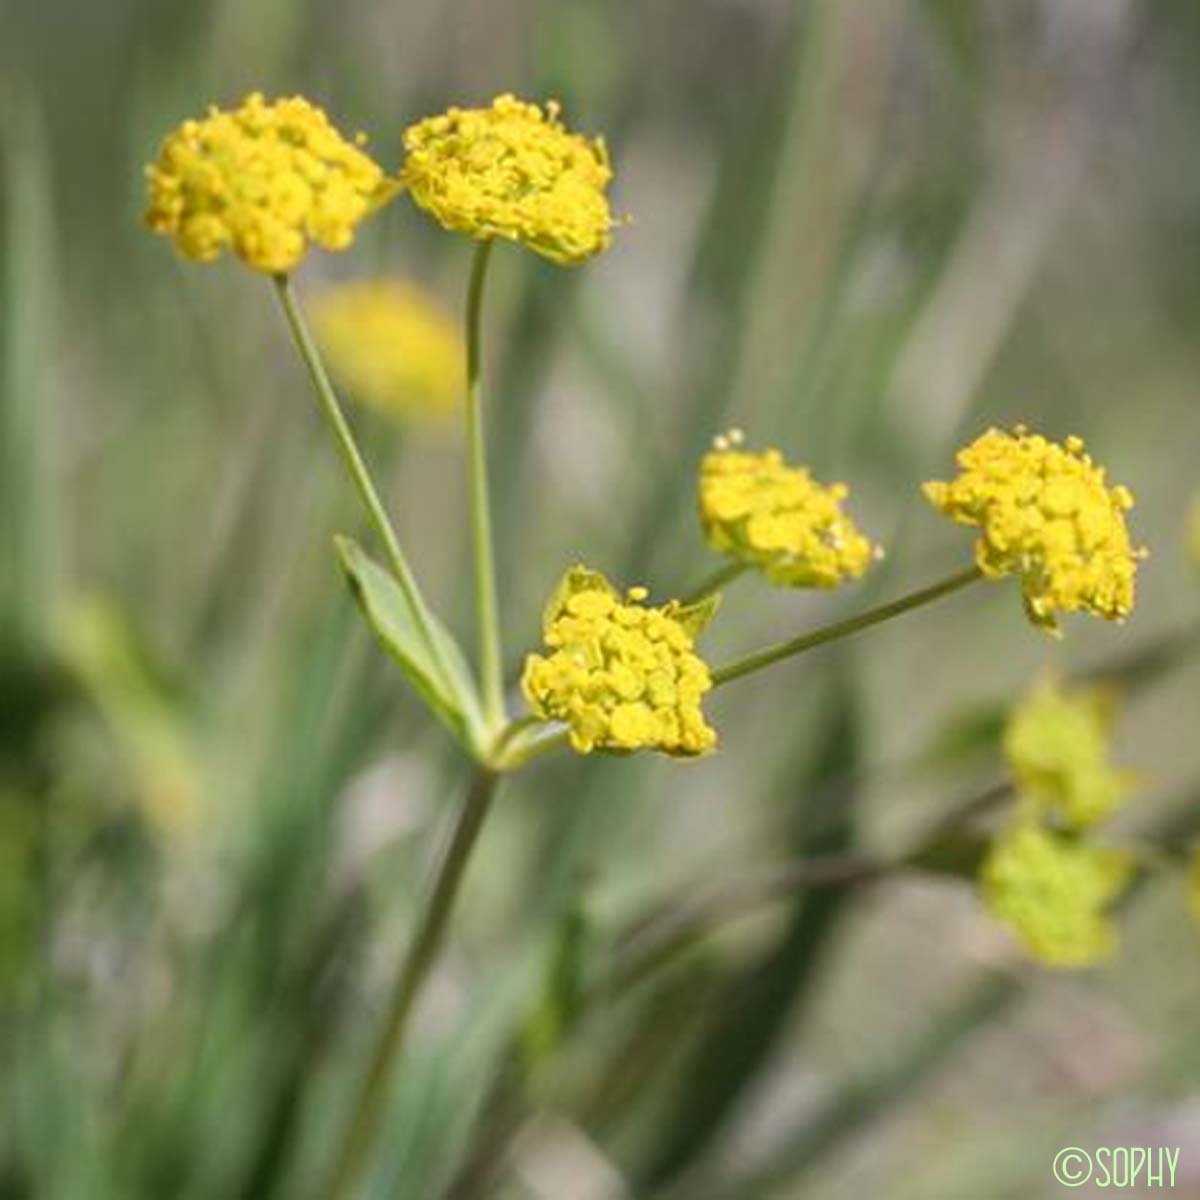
[0,90,58,654]
[635,668,863,1192]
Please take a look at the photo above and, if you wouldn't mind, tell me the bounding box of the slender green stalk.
[713,566,983,687]
[325,767,500,1200]
[272,274,452,693]
[681,561,747,606]
[493,725,571,772]
[464,241,505,733]
[488,713,541,762]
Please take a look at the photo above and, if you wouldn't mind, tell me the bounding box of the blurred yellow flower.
[924,427,1141,633]
[522,567,717,756]
[1004,678,1133,830]
[1188,494,1200,567]
[981,822,1132,967]
[144,93,396,274]
[401,94,615,266]
[311,280,464,419]
[698,431,877,588]
[1188,849,1200,924]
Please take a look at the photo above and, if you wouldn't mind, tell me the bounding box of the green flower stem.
[325,766,500,1200]
[487,713,541,762]
[493,725,571,772]
[681,561,747,606]
[272,274,452,693]
[465,240,505,734]
[487,567,984,768]
[712,565,984,687]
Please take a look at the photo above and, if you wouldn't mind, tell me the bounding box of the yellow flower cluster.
[981,823,1132,968]
[698,432,877,588]
[311,279,464,419]
[144,93,396,273]
[982,678,1138,967]
[1004,679,1133,830]
[1189,494,1200,568]
[522,567,717,756]
[401,94,615,266]
[923,427,1141,633]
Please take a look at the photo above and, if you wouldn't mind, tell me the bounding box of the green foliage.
[0,92,57,653]
[636,671,863,1192]
[335,535,485,751]
[3,2,1200,1198]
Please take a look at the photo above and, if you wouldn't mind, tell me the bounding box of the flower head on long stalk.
[401,94,616,266]
[698,431,878,588]
[522,567,717,756]
[144,93,397,273]
[924,427,1142,633]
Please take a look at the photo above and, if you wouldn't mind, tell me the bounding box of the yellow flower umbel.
[401,94,615,266]
[1004,678,1133,830]
[144,93,396,273]
[923,427,1141,633]
[698,432,877,588]
[311,280,464,420]
[981,823,1132,967]
[522,567,717,756]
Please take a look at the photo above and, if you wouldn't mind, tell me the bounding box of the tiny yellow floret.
[924,427,1141,633]
[698,437,877,588]
[144,93,396,273]
[401,94,616,266]
[1004,678,1133,831]
[311,279,464,420]
[521,566,717,756]
[981,822,1132,967]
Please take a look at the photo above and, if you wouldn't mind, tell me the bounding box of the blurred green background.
[3,0,1200,1196]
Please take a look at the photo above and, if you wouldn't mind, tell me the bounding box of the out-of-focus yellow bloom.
[1188,494,1200,568]
[1188,849,1200,924]
[401,94,615,266]
[698,431,877,588]
[522,566,717,756]
[1004,678,1133,830]
[144,93,396,273]
[981,822,1132,967]
[923,427,1142,633]
[310,279,464,419]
